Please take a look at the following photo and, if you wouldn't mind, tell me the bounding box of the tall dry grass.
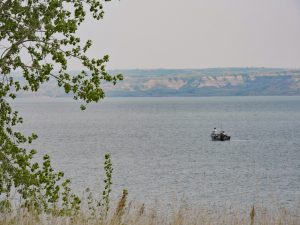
[1,201,299,225]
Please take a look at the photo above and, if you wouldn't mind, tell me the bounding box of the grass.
[1,201,299,225]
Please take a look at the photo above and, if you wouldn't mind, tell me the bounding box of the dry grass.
[1,202,299,225]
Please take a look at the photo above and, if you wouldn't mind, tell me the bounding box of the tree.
[0,0,122,212]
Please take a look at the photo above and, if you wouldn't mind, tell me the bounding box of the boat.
[211,129,231,141]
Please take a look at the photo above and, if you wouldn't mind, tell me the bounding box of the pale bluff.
[15,68,300,97]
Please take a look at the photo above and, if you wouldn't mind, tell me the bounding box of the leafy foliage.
[84,153,117,220]
[101,153,113,217]
[0,0,123,213]
[0,0,123,103]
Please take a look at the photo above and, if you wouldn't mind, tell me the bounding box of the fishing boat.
[211,128,231,141]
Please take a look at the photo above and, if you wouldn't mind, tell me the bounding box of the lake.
[12,96,300,211]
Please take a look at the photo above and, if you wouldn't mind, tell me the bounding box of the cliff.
[104,68,300,96]
[14,68,300,97]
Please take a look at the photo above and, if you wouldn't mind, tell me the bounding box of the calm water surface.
[13,97,300,210]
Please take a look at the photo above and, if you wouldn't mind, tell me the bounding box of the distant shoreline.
[11,68,300,98]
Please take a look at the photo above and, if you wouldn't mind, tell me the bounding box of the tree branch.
[0,0,12,14]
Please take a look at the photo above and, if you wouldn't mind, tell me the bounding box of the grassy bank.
[1,154,298,225]
[1,203,299,225]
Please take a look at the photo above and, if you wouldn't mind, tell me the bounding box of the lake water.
[12,96,300,211]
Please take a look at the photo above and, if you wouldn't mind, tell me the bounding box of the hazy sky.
[76,0,300,69]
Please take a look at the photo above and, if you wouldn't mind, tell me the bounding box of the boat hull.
[211,133,231,141]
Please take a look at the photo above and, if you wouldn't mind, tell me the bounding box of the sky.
[75,0,300,70]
